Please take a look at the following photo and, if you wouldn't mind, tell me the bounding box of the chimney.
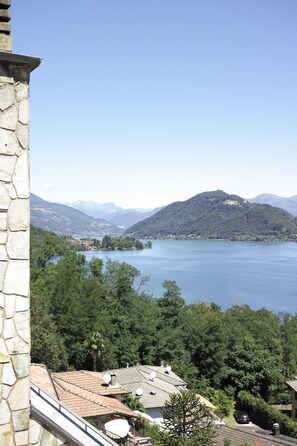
[0,1,41,443]
[110,373,117,387]
[0,0,12,52]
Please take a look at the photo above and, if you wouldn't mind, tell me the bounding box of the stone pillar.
[0,23,40,446]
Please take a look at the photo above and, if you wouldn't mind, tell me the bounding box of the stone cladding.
[0,60,31,446]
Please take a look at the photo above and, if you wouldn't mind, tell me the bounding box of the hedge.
[237,391,297,438]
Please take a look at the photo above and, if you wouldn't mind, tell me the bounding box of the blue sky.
[11,0,297,208]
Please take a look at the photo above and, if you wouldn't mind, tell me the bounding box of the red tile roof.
[52,370,128,397]
[30,364,58,398]
[31,366,137,420]
[53,377,137,418]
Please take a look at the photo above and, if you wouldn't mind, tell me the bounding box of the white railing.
[30,383,118,446]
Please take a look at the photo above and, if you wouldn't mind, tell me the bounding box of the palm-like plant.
[85,332,105,371]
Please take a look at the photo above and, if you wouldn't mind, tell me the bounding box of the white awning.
[104,418,130,438]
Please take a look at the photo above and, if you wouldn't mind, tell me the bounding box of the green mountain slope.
[125,190,297,240]
[31,194,123,237]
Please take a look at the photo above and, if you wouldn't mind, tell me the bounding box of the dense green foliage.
[31,226,297,416]
[78,235,152,251]
[125,190,297,240]
[30,225,70,268]
[237,391,297,438]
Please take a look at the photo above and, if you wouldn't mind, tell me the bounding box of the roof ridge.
[53,374,103,396]
[138,369,186,386]
[52,379,69,399]
[137,365,186,381]
[139,380,176,394]
[80,370,103,377]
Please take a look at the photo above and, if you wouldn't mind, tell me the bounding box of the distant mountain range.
[248,194,297,217]
[30,194,123,237]
[65,200,161,229]
[64,201,124,219]
[125,190,297,240]
[31,192,297,240]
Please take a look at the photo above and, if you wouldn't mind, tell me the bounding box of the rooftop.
[53,377,137,419]
[214,425,297,446]
[30,363,58,398]
[52,370,129,396]
[104,365,187,409]
[31,365,137,420]
[287,380,297,393]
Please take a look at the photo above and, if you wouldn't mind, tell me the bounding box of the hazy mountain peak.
[64,200,162,228]
[249,193,297,216]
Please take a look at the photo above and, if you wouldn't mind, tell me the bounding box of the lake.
[79,240,297,314]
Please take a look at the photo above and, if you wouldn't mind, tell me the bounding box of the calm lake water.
[80,240,297,314]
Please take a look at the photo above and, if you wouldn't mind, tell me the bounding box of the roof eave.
[0,50,41,71]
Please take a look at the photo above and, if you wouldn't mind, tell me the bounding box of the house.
[103,364,187,425]
[30,365,141,441]
[286,378,297,420]
[51,369,139,430]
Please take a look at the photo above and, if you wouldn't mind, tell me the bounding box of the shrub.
[237,391,297,438]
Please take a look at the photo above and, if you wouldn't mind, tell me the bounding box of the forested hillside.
[31,193,122,237]
[31,226,297,410]
[126,190,297,240]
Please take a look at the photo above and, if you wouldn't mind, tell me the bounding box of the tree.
[224,335,282,400]
[49,251,89,368]
[225,305,282,357]
[155,281,189,364]
[84,332,105,372]
[122,394,144,412]
[104,259,140,299]
[161,390,216,446]
[279,312,297,378]
[31,292,68,372]
[89,257,104,280]
[158,281,185,327]
[101,235,115,250]
[187,302,228,387]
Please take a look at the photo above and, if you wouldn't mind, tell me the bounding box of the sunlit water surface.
[80,240,297,313]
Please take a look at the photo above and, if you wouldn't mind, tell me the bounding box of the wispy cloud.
[41,183,57,190]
